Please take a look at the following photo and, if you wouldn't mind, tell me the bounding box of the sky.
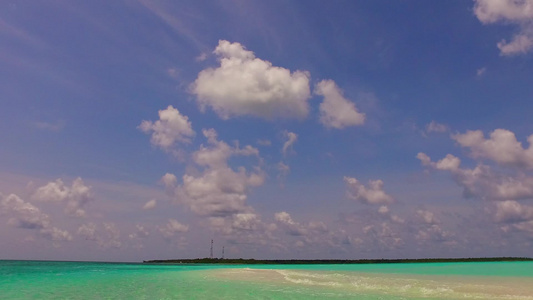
[1,0,533,262]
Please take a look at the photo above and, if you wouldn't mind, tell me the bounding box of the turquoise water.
[1,260,532,299]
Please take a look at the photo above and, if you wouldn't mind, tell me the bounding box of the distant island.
[144,257,533,264]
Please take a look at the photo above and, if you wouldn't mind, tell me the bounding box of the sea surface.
[1,260,532,299]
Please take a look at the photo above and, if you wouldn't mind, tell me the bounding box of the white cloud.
[170,129,265,219]
[229,213,262,232]
[498,32,533,55]
[129,224,150,241]
[273,211,341,249]
[160,173,178,196]
[412,209,452,244]
[417,152,533,200]
[452,129,533,169]
[207,212,271,237]
[417,209,439,224]
[77,222,121,248]
[256,139,271,146]
[376,205,404,224]
[282,130,298,156]
[77,223,97,241]
[0,193,72,242]
[102,223,122,248]
[1,193,48,229]
[40,227,73,242]
[195,52,208,62]
[167,68,179,78]
[425,121,448,133]
[344,177,394,205]
[315,80,365,129]
[378,205,389,214]
[159,219,189,238]
[191,40,311,120]
[363,222,404,249]
[474,0,533,24]
[274,211,308,236]
[138,105,194,151]
[474,0,533,55]
[32,177,93,217]
[158,129,275,239]
[494,200,533,223]
[33,120,65,131]
[277,162,290,178]
[415,224,452,243]
[135,225,150,238]
[143,199,157,210]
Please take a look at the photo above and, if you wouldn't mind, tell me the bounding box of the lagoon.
[1,260,532,299]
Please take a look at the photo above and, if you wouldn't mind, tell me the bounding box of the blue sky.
[2,0,533,262]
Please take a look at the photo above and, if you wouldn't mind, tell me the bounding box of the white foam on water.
[203,267,533,299]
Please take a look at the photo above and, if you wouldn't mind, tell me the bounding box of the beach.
[1,260,532,299]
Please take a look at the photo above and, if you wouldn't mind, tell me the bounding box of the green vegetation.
[144,257,533,265]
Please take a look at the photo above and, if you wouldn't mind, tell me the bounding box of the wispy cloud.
[33,120,65,132]
[137,0,208,51]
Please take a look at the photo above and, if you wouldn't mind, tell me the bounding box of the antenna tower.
[210,239,213,258]
[222,246,224,259]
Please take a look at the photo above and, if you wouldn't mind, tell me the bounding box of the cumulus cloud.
[417,152,533,200]
[169,129,265,223]
[0,193,72,242]
[158,129,275,241]
[376,206,405,224]
[344,177,394,205]
[282,130,298,156]
[138,105,195,151]
[425,121,448,133]
[416,224,452,243]
[102,223,122,248]
[228,212,263,232]
[273,211,345,250]
[315,80,365,129]
[274,211,308,236]
[191,40,311,119]
[32,177,93,217]
[195,52,208,62]
[77,223,97,240]
[509,220,533,236]
[474,0,533,55]
[494,200,533,223]
[378,205,389,214]
[160,173,178,196]
[159,219,189,238]
[78,222,121,248]
[417,209,439,224]
[256,139,271,146]
[277,162,290,179]
[143,199,157,210]
[40,227,73,242]
[133,224,150,238]
[452,129,533,169]
[128,224,150,246]
[363,222,404,250]
[498,32,533,55]
[413,209,453,243]
[206,212,274,241]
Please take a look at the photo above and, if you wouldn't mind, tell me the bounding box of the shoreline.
[199,267,533,299]
[143,257,533,264]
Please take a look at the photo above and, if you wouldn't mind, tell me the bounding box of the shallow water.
[1,260,532,299]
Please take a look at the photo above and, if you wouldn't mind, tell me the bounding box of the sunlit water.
[1,260,532,299]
